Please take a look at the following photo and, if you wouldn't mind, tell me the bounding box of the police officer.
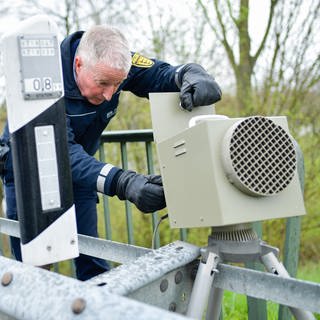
[0,25,221,280]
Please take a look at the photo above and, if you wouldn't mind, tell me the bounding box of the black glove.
[115,170,166,213]
[0,139,10,177]
[176,63,222,111]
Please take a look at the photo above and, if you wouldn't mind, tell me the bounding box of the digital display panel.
[18,34,63,100]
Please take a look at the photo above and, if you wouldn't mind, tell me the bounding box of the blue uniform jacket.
[61,31,180,196]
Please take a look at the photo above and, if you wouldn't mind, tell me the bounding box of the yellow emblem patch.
[132,53,154,68]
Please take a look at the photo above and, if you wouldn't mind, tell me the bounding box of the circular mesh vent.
[222,116,297,196]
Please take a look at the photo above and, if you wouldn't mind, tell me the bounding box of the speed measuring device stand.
[149,93,317,320]
[1,15,79,266]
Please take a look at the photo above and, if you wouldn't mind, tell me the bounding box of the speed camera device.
[2,15,79,265]
[149,93,305,228]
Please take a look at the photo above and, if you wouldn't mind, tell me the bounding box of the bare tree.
[141,0,224,69]
[260,0,320,117]
[197,0,320,115]
[10,0,137,36]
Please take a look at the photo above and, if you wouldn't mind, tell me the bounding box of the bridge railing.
[0,129,314,320]
[98,129,187,248]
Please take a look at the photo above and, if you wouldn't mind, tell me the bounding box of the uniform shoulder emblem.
[132,53,154,68]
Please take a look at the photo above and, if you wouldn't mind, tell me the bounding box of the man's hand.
[176,63,222,111]
[115,170,166,213]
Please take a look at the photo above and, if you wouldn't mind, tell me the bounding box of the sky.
[0,0,270,47]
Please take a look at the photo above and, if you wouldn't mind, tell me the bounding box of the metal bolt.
[160,279,168,292]
[70,239,75,245]
[175,271,183,284]
[169,302,177,312]
[46,245,52,251]
[1,272,13,286]
[71,298,86,314]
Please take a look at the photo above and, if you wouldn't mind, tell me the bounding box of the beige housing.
[150,93,305,229]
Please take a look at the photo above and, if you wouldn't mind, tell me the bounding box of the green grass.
[297,261,320,282]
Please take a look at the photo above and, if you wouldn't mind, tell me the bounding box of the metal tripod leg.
[186,251,220,319]
[205,286,224,320]
[261,252,316,320]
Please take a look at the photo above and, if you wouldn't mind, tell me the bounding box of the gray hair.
[76,25,132,73]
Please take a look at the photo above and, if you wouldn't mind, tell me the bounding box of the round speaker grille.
[222,116,297,196]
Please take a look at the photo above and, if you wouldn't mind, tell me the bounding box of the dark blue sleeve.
[66,117,121,195]
[122,56,181,98]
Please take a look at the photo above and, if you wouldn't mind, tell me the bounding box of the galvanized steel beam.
[0,218,150,264]
[127,263,196,314]
[0,255,191,320]
[214,263,320,314]
[0,218,19,238]
[88,241,200,295]
[78,234,151,264]
[1,217,320,315]
[87,241,200,313]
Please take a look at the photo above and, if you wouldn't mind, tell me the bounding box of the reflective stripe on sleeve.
[96,164,115,193]
[174,64,186,88]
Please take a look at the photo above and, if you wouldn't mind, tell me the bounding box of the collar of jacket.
[60,31,85,100]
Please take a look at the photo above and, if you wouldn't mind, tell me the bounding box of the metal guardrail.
[0,129,317,320]
[99,130,155,245]
[0,252,193,320]
[0,218,320,319]
[0,218,150,265]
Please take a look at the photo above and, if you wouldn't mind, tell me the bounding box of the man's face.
[75,56,127,105]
